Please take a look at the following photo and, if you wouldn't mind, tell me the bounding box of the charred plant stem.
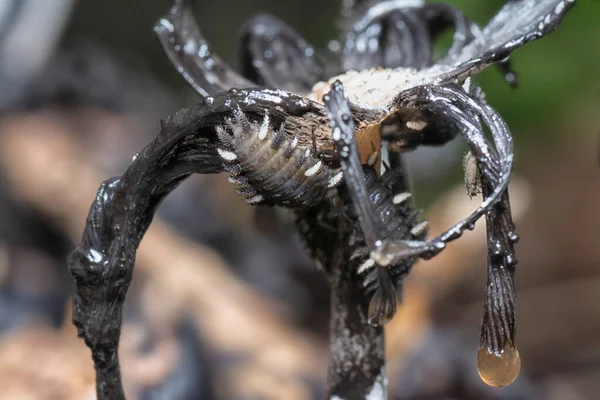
[66,88,382,399]
[328,267,387,399]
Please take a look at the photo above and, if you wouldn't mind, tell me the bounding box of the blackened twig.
[295,203,389,399]
[480,186,518,355]
[0,118,327,398]
[154,0,254,96]
[66,89,359,399]
[328,268,387,399]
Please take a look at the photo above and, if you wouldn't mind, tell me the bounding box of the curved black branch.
[385,83,520,376]
[66,88,349,400]
[239,14,326,94]
[339,0,576,87]
[439,0,576,81]
[295,201,388,399]
[419,3,516,85]
[340,0,521,86]
[341,1,433,71]
[67,113,219,400]
[372,84,513,265]
[154,0,254,96]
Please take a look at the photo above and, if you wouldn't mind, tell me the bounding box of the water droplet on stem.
[477,345,521,387]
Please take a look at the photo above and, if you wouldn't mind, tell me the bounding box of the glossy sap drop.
[476,345,521,387]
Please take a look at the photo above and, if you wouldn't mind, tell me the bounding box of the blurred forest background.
[0,0,598,399]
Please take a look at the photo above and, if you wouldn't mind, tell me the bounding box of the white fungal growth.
[411,221,429,236]
[258,113,270,140]
[406,120,428,130]
[462,77,472,93]
[246,194,264,204]
[217,148,237,161]
[367,151,379,167]
[358,258,376,274]
[227,176,246,185]
[309,65,446,109]
[392,192,412,205]
[305,161,323,177]
[350,249,367,260]
[328,171,344,188]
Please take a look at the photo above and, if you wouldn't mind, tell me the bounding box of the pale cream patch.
[328,171,344,188]
[304,161,323,177]
[358,258,376,274]
[217,148,237,161]
[410,221,429,237]
[393,192,412,205]
[406,120,428,130]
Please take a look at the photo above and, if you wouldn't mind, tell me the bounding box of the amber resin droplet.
[477,345,521,387]
[367,292,396,326]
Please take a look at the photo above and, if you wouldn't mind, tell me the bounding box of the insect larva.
[216,111,343,207]
[463,150,482,198]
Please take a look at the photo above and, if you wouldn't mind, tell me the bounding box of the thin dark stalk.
[328,268,387,399]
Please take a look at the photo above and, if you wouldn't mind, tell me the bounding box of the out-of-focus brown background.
[0,0,598,399]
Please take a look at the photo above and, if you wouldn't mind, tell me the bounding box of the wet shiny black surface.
[67,0,577,398]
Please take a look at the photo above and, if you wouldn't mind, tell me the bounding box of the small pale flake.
[246,194,264,204]
[358,258,376,274]
[227,176,247,186]
[406,120,428,130]
[258,113,270,140]
[328,171,344,188]
[367,151,378,167]
[305,161,323,177]
[411,221,429,236]
[217,148,237,161]
[462,77,472,93]
[393,192,412,205]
